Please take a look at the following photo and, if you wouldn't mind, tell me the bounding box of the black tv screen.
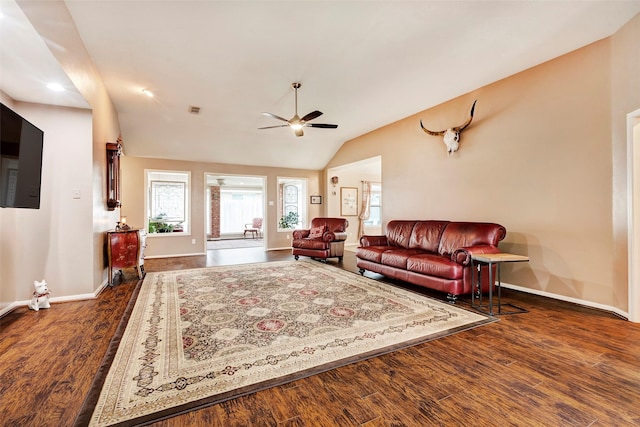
[1,103,44,209]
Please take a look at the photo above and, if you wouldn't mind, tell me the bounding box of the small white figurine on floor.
[28,280,51,311]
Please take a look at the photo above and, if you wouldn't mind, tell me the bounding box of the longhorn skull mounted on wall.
[420,100,477,156]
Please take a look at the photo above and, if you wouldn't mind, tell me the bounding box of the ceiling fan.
[258,82,338,137]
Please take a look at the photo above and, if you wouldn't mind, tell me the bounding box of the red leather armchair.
[292,217,349,262]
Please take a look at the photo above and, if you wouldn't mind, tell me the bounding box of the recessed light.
[142,89,154,97]
[47,83,65,92]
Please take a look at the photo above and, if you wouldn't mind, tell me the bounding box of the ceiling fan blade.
[300,110,323,122]
[295,128,304,137]
[307,123,338,129]
[262,112,289,122]
[258,125,289,129]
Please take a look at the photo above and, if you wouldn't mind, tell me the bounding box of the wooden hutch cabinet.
[107,229,146,286]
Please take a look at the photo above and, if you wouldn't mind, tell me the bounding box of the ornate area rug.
[77,260,494,426]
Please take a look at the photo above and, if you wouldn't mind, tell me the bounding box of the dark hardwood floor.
[1,249,640,426]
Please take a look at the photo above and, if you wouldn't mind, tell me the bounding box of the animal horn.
[419,120,445,136]
[452,100,477,132]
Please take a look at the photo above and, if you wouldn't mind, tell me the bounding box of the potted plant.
[156,223,175,233]
[279,212,299,229]
[149,213,174,233]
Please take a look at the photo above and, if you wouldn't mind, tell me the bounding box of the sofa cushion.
[381,249,423,269]
[408,221,449,253]
[407,253,463,280]
[385,220,418,247]
[308,225,326,239]
[292,238,329,250]
[355,246,391,263]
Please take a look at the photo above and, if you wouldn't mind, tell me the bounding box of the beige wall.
[0,94,95,310]
[121,156,323,257]
[18,0,123,291]
[611,13,640,310]
[327,15,640,313]
[5,3,637,315]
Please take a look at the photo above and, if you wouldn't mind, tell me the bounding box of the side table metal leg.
[488,261,494,316]
[471,260,481,309]
[497,262,502,314]
[477,263,483,306]
[471,259,475,308]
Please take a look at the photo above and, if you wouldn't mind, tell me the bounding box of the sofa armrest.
[359,235,388,247]
[292,229,310,240]
[452,245,502,265]
[324,231,347,242]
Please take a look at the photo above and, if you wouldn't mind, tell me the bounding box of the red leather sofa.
[292,217,349,262]
[356,220,506,302]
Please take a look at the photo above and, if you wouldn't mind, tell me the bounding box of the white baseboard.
[267,246,292,251]
[502,282,629,320]
[144,252,206,259]
[94,279,110,297]
[0,301,23,317]
[147,249,290,255]
[0,279,110,318]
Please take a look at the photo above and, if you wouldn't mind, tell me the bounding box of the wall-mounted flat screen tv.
[1,103,44,209]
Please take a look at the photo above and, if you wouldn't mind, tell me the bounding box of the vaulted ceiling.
[2,1,639,169]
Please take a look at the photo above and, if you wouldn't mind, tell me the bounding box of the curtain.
[358,181,371,239]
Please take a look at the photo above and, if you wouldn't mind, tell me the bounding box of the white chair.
[244,218,263,239]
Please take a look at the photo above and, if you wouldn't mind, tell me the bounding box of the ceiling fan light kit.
[259,82,338,137]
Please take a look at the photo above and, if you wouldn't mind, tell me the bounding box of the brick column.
[210,186,221,238]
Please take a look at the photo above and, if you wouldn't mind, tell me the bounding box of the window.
[219,188,263,234]
[364,182,382,226]
[146,170,190,234]
[277,177,307,230]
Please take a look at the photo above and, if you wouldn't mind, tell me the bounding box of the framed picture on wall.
[310,195,322,204]
[340,187,358,216]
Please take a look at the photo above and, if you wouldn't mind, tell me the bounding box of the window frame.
[277,177,307,231]
[145,169,191,236]
[218,187,264,235]
[364,182,382,226]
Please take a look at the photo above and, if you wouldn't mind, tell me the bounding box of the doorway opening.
[205,174,266,250]
[627,108,640,322]
[326,156,382,249]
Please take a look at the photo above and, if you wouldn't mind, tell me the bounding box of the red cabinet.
[107,229,146,286]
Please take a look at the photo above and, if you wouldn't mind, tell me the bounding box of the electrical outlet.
[286,234,289,239]
[192,239,196,244]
